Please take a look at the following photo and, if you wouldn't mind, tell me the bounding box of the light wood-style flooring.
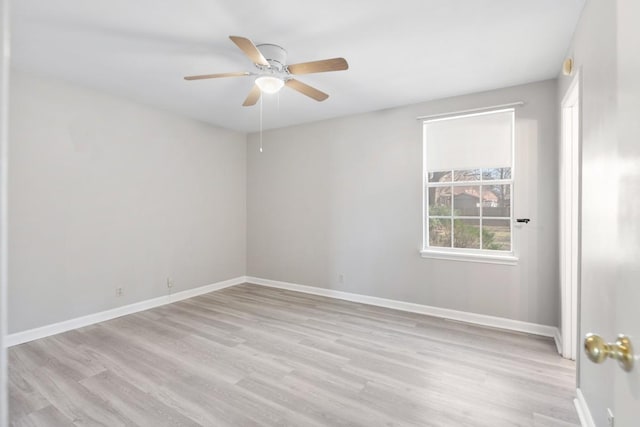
[9,283,579,426]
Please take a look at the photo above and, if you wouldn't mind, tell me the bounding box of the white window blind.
[425,109,513,171]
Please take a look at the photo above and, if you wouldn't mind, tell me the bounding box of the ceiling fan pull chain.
[259,95,263,153]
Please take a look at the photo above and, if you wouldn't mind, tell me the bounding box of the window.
[422,109,516,263]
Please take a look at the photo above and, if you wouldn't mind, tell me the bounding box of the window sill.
[419,249,518,266]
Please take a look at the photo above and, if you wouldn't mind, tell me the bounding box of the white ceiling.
[11,0,585,132]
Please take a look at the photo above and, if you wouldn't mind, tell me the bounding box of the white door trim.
[560,71,581,360]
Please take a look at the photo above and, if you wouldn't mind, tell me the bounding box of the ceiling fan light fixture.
[255,76,284,94]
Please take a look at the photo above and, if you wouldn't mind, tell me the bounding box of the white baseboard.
[574,388,596,427]
[554,327,563,355]
[5,276,247,347]
[246,276,560,339]
[7,275,561,347]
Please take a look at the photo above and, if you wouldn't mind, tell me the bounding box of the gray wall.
[0,0,9,423]
[557,1,617,425]
[247,79,559,327]
[9,71,247,333]
[9,72,561,334]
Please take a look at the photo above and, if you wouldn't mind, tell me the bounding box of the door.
[579,0,640,425]
[611,1,640,425]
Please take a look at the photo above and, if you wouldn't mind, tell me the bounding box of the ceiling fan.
[184,36,349,106]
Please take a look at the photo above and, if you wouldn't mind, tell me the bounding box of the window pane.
[482,167,511,180]
[428,171,452,183]
[453,186,480,216]
[482,219,511,251]
[453,169,481,182]
[454,219,480,249]
[482,184,511,217]
[428,186,452,216]
[429,218,451,247]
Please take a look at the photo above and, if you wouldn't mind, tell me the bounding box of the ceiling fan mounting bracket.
[256,43,288,72]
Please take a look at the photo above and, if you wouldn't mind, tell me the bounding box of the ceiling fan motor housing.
[256,44,288,72]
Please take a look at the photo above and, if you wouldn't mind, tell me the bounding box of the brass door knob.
[584,333,634,372]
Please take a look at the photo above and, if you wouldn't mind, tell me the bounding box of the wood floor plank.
[79,370,200,427]
[9,283,579,426]
[533,412,580,427]
[11,405,76,427]
[11,362,131,426]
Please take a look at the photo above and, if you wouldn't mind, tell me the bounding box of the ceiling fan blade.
[285,79,329,102]
[243,85,262,107]
[184,72,250,81]
[229,35,269,66]
[287,58,348,75]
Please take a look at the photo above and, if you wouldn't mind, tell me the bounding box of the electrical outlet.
[116,287,123,297]
[167,277,174,289]
[607,408,614,427]
[338,274,345,284]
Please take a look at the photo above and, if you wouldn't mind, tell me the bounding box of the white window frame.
[420,109,518,265]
